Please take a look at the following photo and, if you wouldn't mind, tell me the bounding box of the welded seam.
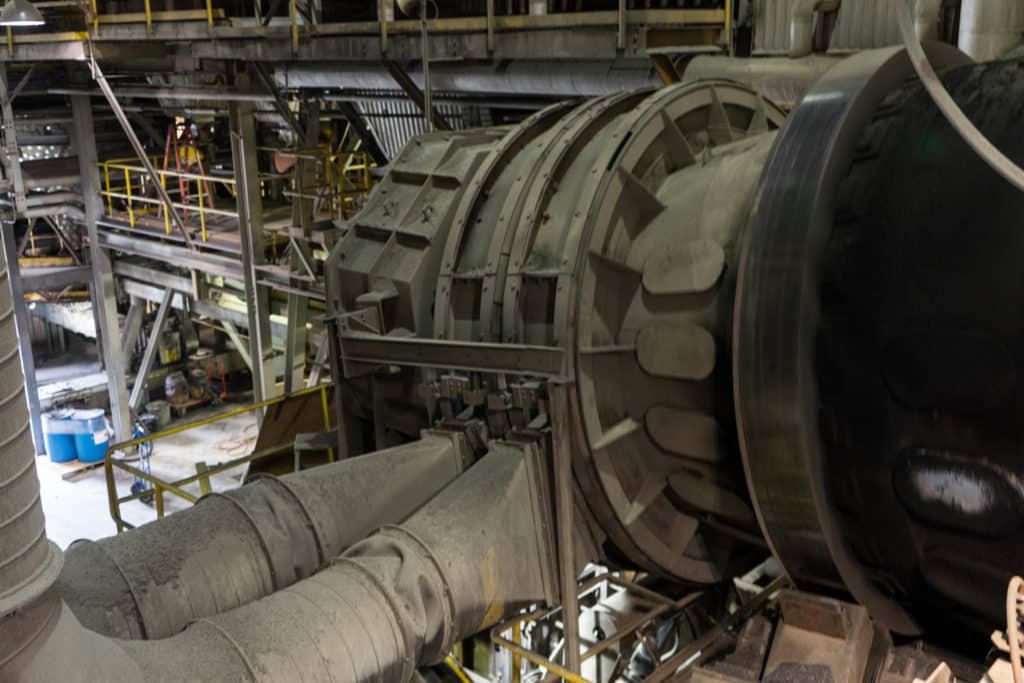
[249,473,328,565]
[308,572,385,678]
[0,526,46,572]
[193,617,259,680]
[0,456,35,494]
[331,556,413,680]
[85,540,151,640]
[0,594,61,668]
[0,490,41,531]
[377,524,455,655]
[205,491,278,590]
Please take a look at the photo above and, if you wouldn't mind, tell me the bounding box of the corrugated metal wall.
[753,0,798,53]
[753,0,903,55]
[829,0,901,51]
[355,98,468,160]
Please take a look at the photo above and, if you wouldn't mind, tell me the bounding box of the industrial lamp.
[0,0,44,26]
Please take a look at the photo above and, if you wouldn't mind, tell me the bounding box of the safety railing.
[99,157,237,243]
[104,383,333,533]
[264,142,377,222]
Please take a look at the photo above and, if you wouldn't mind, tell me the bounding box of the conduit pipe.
[56,430,472,640]
[2,443,552,682]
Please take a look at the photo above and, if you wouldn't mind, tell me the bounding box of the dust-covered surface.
[37,402,258,548]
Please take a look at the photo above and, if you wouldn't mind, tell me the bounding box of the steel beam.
[339,332,566,377]
[119,279,287,344]
[0,66,26,215]
[251,62,306,144]
[112,260,195,295]
[87,55,195,249]
[72,94,132,441]
[334,101,388,165]
[283,101,319,394]
[222,320,253,373]
[119,295,144,362]
[19,265,91,292]
[2,221,43,454]
[128,288,173,412]
[385,60,452,132]
[549,378,581,676]
[229,99,278,401]
[97,227,243,279]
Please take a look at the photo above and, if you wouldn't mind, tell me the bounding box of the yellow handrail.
[105,383,334,532]
[99,156,237,241]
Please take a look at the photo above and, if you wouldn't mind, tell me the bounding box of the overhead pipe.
[274,59,660,97]
[2,443,552,682]
[56,430,473,640]
[682,54,841,108]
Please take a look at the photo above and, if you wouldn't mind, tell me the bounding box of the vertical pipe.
[486,0,494,52]
[421,0,433,132]
[617,0,626,50]
[144,0,152,33]
[206,0,213,30]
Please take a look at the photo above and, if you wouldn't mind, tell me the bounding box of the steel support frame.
[385,59,452,132]
[229,99,278,402]
[127,287,173,412]
[222,320,253,373]
[334,101,388,165]
[338,332,566,377]
[88,56,195,250]
[0,65,26,214]
[283,100,319,394]
[548,378,581,676]
[72,93,132,441]
[2,221,43,453]
[119,295,145,361]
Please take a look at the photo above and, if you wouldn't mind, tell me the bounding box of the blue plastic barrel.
[70,409,110,463]
[42,410,78,463]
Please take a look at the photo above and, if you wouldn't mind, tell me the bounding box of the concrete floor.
[36,402,259,548]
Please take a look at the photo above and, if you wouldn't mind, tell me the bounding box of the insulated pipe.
[2,443,551,682]
[958,0,1024,61]
[789,0,819,58]
[274,60,660,97]
[56,430,471,640]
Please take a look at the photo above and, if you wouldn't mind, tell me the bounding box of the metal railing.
[99,156,237,242]
[105,383,333,533]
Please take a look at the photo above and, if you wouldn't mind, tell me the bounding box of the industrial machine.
[1,43,1023,682]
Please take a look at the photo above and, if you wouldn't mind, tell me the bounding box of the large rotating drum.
[329,80,786,585]
[329,47,1024,644]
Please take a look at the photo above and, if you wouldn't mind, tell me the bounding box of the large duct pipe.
[0,234,62,620]
[2,442,551,682]
[56,430,472,640]
[682,54,842,108]
[958,0,1024,61]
